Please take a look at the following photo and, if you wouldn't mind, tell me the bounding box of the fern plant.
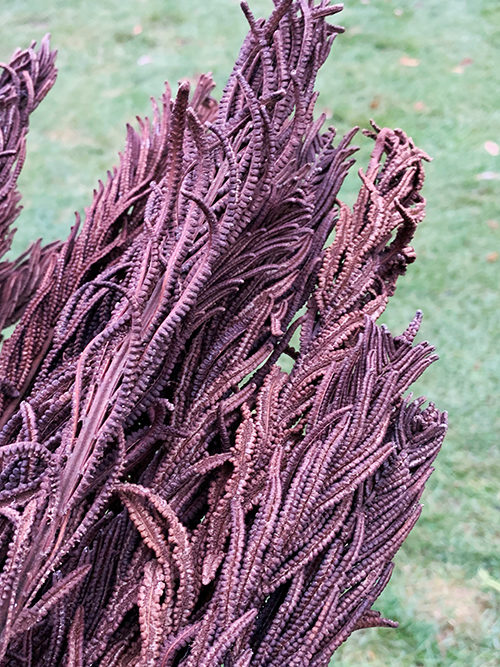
[0,2,446,665]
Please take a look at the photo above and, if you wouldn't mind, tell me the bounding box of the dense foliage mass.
[0,1,446,665]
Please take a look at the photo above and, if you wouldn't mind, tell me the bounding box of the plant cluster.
[0,1,446,665]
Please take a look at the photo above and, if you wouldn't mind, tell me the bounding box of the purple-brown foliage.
[0,2,446,665]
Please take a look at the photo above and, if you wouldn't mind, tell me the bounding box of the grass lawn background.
[1,0,498,664]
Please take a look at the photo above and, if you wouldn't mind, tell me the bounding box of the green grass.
[1,0,499,664]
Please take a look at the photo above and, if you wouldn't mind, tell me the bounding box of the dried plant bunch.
[0,1,446,665]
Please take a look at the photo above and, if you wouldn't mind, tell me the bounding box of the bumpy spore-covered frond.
[0,1,446,665]
[0,37,60,332]
[0,36,57,249]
